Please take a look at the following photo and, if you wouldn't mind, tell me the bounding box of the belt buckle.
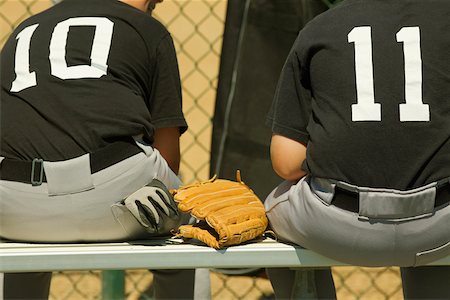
[31,158,44,186]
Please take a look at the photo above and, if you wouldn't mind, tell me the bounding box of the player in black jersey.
[265,0,450,298]
[0,0,200,298]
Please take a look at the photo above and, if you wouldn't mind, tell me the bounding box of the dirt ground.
[49,267,403,300]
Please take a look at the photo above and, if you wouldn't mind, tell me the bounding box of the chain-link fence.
[1,1,404,299]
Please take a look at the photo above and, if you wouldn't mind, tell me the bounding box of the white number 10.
[348,26,429,122]
[11,17,114,92]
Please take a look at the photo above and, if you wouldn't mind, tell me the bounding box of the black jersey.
[268,0,450,190]
[1,0,187,161]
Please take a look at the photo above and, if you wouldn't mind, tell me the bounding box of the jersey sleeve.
[266,36,312,145]
[148,33,188,134]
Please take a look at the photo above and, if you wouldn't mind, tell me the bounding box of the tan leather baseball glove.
[172,170,268,249]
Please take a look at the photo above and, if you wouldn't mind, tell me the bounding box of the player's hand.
[124,178,181,234]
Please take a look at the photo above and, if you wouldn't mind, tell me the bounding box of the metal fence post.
[102,270,125,300]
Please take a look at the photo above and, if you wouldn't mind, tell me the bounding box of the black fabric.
[401,266,450,299]
[1,0,187,162]
[0,140,142,184]
[268,0,450,190]
[210,0,328,199]
[4,272,52,300]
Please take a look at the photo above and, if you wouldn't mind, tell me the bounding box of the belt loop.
[31,158,44,186]
[309,177,336,205]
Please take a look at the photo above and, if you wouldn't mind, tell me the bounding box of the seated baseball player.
[265,0,450,299]
[0,0,198,299]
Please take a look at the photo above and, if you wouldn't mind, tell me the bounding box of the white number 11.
[348,26,429,122]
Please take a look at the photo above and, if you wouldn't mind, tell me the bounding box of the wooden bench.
[1,237,449,299]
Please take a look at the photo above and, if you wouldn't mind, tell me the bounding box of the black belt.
[0,141,143,186]
[332,182,450,213]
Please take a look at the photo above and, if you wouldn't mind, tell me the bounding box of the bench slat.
[1,238,449,272]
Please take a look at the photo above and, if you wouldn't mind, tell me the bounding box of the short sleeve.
[266,37,312,145]
[148,34,188,134]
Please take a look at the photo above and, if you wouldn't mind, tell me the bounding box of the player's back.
[1,0,170,161]
[297,0,450,189]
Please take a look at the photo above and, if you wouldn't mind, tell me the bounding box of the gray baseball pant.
[0,140,208,299]
[265,177,450,299]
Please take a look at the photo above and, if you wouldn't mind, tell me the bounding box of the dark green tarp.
[210,0,328,199]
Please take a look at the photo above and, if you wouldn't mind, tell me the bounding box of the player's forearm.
[270,134,307,181]
[273,163,306,181]
[161,152,180,175]
[152,127,181,174]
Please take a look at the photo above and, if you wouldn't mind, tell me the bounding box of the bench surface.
[1,238,449,272]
